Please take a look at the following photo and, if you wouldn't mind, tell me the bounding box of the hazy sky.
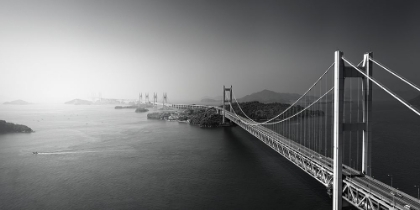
[1,0,420,103]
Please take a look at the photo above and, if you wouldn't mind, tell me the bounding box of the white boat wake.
[32,149,133,155]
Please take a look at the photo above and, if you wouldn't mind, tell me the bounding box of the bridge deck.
[225,110,420,210]
[154,102,420,210]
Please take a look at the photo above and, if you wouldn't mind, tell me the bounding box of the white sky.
[1,1,419,103]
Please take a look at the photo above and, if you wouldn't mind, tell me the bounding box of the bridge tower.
[222,85,232,124]
[361,52,373,177]
[139,93,142,105]
[333,51,372,210]
[145,93,149,103]
[163,93,167,109]
[153,93,157,106]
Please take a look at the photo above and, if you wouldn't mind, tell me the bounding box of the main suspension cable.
[229,87,334,126]
[230,62,334,125]
[343,57,420,117]
[370,57,420,92]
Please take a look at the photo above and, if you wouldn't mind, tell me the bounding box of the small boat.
[33,152,38,155]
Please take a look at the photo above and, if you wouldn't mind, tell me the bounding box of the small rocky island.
[3,100,31,105]
[135,107,149,113]
[116,103,155,110]
[115,105,137,109]
[0,120,33,133]
[65,99,92,105]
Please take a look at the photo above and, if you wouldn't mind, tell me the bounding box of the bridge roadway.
[154,102,420,209]
[224,110,420,210]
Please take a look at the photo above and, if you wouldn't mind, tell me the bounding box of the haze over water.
[0,105,332,209]
[1,103,420,209]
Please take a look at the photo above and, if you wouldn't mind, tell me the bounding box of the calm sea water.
[0,103,419,209]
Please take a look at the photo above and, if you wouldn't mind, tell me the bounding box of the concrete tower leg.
[362,52,373,176]
[333,51,344,210]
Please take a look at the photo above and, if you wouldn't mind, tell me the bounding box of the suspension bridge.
[152,51,420,210]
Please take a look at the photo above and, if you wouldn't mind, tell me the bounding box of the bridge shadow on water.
[220,126,359,209]
[218,126,358,209]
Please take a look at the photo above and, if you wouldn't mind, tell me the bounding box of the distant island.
[147,108,223,128]
[146,99,324,127]
[66,98,139,105]
[3,100,31,105]
[115,103,155,110]
[200,98,221,103]
[230,101,324,121]
[135,107,149,113]
[92,98,133,105]
[65,99,92,105]
[201,89,316,104]
[115,105,137,109]
[0,120,33,133]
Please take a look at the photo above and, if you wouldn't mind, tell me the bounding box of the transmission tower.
[145,93,149,103]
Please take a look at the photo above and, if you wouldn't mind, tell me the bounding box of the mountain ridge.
[236,89,301,104]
